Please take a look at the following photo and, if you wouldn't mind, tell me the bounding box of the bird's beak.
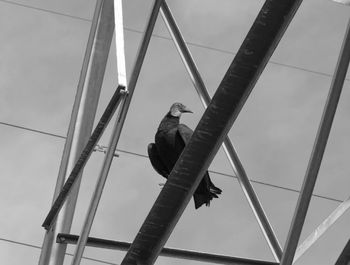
[181,106,193,113]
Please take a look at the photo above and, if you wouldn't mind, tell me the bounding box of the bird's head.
[169,103,193,117]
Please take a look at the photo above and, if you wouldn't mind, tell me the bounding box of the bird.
[148,102,222,209]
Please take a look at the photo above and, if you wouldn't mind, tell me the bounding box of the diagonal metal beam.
[58,233,278,265]
[293,5,350,263]
[293,195,350,262]
[42,85,125,230]
[70,89,128,265]
[160,1,282,261]
[280,17,350,265]
[121,1,304,264]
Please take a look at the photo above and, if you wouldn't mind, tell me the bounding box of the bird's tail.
[193,194,210,209]
[193,185,222,209]
[210,185,222,195]
[193,172,222,209]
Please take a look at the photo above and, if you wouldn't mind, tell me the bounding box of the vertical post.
[38,0,103,264]
[41,0,128,231]
[69,0,163,264]
[38,0,115,264]
[112,0,165,137]
[160,2,282,261]
[114,0,127,88]
[280,18,350,265]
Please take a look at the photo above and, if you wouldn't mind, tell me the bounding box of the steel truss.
[39,0,350,265]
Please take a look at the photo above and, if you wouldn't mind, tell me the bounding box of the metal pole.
[160,2,282,261]
[70,0,163,263]
[293,195,350,262]
[53,0,115,260]
[70,91,127,265]
[121,1,303,264]
[42,85,125,230]
[114,0,127,87]
[280,18,350,265]
[58,233,278,265]
[111,0,165,129]
[42,0,129,231]
[38,1,104,264]
[41,0,127,231]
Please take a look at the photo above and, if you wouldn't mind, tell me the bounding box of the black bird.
[148,103,222,209]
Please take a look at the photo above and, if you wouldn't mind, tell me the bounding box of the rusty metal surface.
[120,0,304,264]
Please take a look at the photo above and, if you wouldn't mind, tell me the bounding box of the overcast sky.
[0,0,350,264]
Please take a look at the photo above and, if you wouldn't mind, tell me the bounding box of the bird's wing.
[176,124,193,146]
[177,123,223,208]
[147,143,169,179]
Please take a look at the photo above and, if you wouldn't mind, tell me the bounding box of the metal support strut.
[42,85,126,230]
[280,17,350,265]
[69,0,165,264]
[121,0,304,264]
[70,88,128,265]
[293,194,350,262]
[39,0,113,264]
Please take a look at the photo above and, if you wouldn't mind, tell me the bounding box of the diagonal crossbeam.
[281,16,350,265]
[42,85,126,230]
[160,1,282,260]
[293,195,350,262]
[120,1,304,264]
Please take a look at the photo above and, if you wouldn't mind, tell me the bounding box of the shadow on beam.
[57,233,278,265]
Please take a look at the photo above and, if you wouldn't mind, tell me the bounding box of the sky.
[0,0,349,265]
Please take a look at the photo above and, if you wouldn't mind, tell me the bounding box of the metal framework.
[159,2,283,260]
[39,0,350,265]
[39,0,114,263]
[280,16,350,265]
